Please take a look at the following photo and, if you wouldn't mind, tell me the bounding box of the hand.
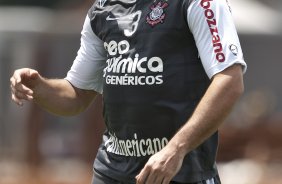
[136,143,185,184]
[10,68,41,106]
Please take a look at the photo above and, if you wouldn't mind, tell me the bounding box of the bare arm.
[10,68,97,116]
[136,64,244,184]
[171,64,244,154]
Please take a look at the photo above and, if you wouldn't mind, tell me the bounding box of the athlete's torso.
[89,0,217,182]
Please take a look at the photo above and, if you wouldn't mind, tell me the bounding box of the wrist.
[167,137,189,158]
[32,75,45,100]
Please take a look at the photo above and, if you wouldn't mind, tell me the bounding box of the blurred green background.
[0,0,282,184]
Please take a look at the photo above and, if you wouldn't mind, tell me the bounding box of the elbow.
[228,64,245,100]
[235,82,244,100]
[236,76,244,95]
[231,74,245,101]
[239,80,245,96]
[58,103,90,116]
[46,106,83,117]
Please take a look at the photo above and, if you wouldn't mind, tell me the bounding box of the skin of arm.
[136,64,244,184]
[10,68,97,116]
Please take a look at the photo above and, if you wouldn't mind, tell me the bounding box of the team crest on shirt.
[146,1,169,27]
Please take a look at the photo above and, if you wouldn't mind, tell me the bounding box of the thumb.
[29,70,40,80]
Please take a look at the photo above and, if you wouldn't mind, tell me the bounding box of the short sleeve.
[187,0,247,78]
[65,15,107,94]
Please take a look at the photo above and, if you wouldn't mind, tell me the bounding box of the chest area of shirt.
[91,0,187,41]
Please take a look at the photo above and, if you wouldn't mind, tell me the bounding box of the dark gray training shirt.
[65,0,246,183]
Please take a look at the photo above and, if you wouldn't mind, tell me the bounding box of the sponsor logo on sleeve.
[200,0,226,63]
[229,44,238,56]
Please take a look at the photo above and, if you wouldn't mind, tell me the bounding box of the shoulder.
[187,0,232,12]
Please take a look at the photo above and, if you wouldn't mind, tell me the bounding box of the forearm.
[33,77,96,116]
[169,65,244,156]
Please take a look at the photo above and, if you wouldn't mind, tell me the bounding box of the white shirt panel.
[187,0,247,78]
[65,15,106,94]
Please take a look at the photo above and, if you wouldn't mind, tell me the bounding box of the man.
[10,0,247,183]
